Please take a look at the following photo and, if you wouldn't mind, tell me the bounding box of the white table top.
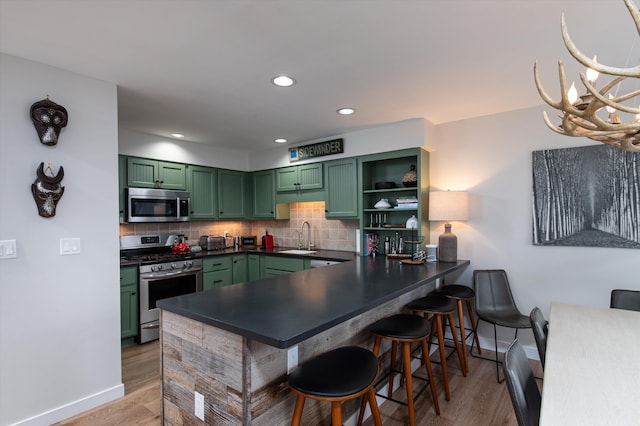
[540,302,640,425]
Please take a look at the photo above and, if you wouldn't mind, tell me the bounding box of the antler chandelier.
[534,0,640,152]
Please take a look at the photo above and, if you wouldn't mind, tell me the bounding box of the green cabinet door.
[126,157,186,190]
[275,163,323,191]
[324,158,358,219]
[275,166,299,191]
[218,169,246,219]
[232,254,247,284]
[297,163,323,190]
[127,157,157,188]
[252,170,276,218]
[120,266,138,345]
[203,256,233,289]
[203,270,233,289]
[158,161,187,190]
[248,254,262,281]
[187,165,217,220]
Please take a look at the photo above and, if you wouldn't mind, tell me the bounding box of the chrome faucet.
[293,229,302,249]
[301,221,311,251]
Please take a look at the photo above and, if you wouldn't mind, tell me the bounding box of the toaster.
[199,235,226,251]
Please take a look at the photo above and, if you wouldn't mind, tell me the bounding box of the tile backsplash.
[119,201,360,252]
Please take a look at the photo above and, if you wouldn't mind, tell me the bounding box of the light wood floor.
[55,341,541,425]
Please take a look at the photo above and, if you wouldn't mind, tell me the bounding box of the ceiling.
[1,0,638,152]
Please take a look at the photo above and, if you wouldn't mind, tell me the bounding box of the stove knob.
[186,261,193,269]
[170,263,177,270]
[150,265,157,272]
[182,262,188,269]
[157,264,163,271]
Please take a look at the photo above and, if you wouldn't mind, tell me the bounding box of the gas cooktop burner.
[121,252,195,264]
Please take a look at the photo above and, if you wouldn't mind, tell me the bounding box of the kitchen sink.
[278,249,317,255]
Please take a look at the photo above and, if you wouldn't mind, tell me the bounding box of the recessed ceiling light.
[274,138,288,144]
[171,133,185,138]
[337,108,355,115]
[271,75,296,87]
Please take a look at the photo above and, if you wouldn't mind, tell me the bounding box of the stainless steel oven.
[138,258,202,343]
[120,233,203,343]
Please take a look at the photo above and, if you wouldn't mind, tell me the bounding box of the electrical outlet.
[287,345,298,374]
[194,391,204,420]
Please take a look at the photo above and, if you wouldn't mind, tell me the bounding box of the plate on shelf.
[382,224,405,228]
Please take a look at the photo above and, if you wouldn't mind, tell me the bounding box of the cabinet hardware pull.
[213,263,222,266]
[213,279,223,283]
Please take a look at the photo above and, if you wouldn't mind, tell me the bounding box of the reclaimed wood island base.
[158,257,469,425]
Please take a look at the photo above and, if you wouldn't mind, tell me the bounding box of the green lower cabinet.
[120,266,138,346]
[248,254,262,281]
[263,255,309,277]
[232,254,247,284]
[203,269,233,289]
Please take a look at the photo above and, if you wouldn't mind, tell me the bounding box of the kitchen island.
[158,256,469,425]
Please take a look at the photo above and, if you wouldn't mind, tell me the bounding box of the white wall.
[0,54,122,425]
[119,127,249,170]
[247,118,433,170]
[429,106,640,351]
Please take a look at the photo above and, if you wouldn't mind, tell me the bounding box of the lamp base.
[438,223,458,263]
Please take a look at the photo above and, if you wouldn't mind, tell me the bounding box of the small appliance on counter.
[241,236,258,246]
[171,235,191,254]
[199,235,226,251]
[261,231,274,249]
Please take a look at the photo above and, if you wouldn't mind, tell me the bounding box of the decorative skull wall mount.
[30,97,68,146]
[32,162,65,218]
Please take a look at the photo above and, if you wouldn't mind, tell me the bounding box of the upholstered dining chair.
[610,289,640,312]
[529,307,548,370]
[503,340,541,426]
[471,269,532,382]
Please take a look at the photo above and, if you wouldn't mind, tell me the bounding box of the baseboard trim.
[11,383,124,426]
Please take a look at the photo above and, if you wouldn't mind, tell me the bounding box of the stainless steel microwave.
[126,187,190,223]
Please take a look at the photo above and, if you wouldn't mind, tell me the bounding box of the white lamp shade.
[429,191,469,221]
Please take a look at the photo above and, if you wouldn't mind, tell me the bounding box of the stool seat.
[434,284,475,300]
[288,347,379,398]
[369,313,431,340]
[407,295,457,313]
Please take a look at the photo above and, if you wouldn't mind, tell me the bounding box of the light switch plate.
[0,240,17,259]
[60,238,81,255]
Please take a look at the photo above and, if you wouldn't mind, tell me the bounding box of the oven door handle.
[140,268,202,280]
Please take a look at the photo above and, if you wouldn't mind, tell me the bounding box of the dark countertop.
[157,257,470,348]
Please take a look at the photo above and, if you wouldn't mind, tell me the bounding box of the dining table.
[539,301,640,425]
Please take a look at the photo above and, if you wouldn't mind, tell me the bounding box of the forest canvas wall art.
[532,144,640,248]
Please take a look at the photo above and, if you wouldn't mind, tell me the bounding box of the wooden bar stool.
[407,295,467,401]
[434,284,482,373]
[288,346,382,426]
[358,313,440,426]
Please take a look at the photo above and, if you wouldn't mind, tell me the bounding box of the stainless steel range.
[120,234,203,343]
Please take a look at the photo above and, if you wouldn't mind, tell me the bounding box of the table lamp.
[428,191,469,262]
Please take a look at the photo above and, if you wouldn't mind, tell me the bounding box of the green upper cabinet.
[324,158,358,219]
[218,169,246,219]
[187,165,217,220]
[126,157,186,190]
[251,170,291,219]
[276,163,323,192]
[252,170,276,218]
